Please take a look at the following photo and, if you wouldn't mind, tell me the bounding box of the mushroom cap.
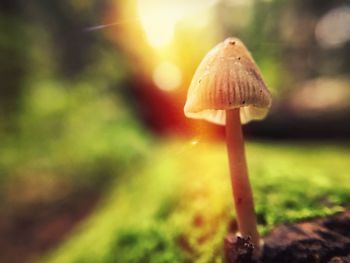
[184,37,272,125]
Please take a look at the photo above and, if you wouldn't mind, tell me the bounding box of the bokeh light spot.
[191,139,199,145]
[153,62,182,91]
[315,7,350,49]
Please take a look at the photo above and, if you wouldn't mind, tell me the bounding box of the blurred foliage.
[0,79,151,192]
[43,141,350,263]
[0,0,151,189]
[243,0,289,95]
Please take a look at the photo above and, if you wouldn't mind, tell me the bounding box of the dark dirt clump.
[224,235,257,263]
[225,210,350,263]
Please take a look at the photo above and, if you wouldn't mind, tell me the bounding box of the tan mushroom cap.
[184,37,272,125]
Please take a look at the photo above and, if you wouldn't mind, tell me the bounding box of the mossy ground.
[42,140,350,263]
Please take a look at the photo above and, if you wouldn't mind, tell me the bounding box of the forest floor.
[1,140,350,263]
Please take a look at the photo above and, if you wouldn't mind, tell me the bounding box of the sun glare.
[136,0,217,48]
[137,0,182,47]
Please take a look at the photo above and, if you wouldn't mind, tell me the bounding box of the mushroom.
[184,37,272,252]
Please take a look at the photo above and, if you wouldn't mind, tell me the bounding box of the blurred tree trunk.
[0,0,26,120]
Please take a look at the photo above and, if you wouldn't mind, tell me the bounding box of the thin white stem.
[225,108,260,251]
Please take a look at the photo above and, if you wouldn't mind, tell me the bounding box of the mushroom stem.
[225,108,260,251]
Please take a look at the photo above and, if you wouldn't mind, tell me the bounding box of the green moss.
[42,141,350,263]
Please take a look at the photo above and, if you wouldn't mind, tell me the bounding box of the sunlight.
[136,0,182,47]
[136,0,217,48]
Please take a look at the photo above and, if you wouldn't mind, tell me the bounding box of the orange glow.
[103,0,224,139]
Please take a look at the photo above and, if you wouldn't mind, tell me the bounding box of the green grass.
[42,140,350,263]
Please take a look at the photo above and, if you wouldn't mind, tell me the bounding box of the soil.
[225,210,350,263]
[0,188,100,263]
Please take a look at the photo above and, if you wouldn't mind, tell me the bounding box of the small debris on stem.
[224,234,258,263]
